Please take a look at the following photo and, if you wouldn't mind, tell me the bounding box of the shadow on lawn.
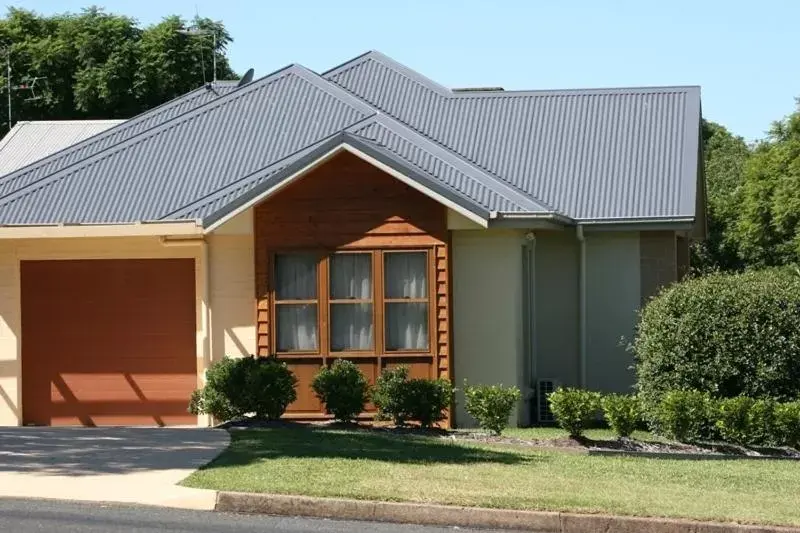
[207,425,537,468]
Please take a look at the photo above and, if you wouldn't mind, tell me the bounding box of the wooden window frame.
[270,248,435,359]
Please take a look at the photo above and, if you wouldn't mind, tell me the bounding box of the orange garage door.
[21,259,197,426]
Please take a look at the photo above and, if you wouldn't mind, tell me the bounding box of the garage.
[21,259,197,427]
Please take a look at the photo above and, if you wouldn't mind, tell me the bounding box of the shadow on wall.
[0,427,227,477]
[0,359,20,420]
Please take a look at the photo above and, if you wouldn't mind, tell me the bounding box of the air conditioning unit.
[536,379,559,423]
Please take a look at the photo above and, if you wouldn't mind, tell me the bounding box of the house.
[0,51,704,427]
[0,120,125,175]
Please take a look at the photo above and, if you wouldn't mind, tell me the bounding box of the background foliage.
[0,7,236,133]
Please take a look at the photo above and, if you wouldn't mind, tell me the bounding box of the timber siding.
[253,151,450,418]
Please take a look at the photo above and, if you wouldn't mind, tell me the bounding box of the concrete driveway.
[0,427,229,509]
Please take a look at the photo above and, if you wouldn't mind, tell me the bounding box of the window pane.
[384,252,427,298]
[276,304,318,351]
[330,254,372,300]
[331,303,374,351]
[275,255,317,300]
[385,302,429,350]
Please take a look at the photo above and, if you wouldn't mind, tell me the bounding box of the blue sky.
[8,0,800,141]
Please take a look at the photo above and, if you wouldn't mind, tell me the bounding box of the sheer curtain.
[275,254,318,351]
[330,254,373,351]
[384,252,429,350]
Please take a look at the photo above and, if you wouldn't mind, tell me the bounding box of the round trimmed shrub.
[189,355,297,421]
[463,382,522,435]
[654,390,716,442]
[312,360,371,423]
[634,268,800,419]
[372,365,454,427]
[547,388,601,438]
[601,394,640,438]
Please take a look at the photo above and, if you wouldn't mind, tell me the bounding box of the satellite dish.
[237,68,255,87]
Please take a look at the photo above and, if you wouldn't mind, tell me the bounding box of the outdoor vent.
[452,86,504,92]
[537,379,559,423]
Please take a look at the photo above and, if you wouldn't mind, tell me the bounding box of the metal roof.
[324,51,701,222]
[0,120,124,176]
[0,54,701,227]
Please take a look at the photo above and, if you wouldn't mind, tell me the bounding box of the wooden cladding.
[254,151,451,419]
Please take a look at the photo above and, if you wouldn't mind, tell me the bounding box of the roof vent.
[452,87,504,93]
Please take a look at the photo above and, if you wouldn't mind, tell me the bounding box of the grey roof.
[0,120,124,176]
[325,51,701,222]
[0,53,701,227]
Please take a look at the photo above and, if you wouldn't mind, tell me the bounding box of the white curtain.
[384,253,428,350]
[277,304,318,351]
[384,252,427,298]
[275,254,317,300]
[275,254,318,351]
[330,254,372,299]
[330,254,373,351]
[386,302,428,350]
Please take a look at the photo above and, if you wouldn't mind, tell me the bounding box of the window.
[274,254,318,352]
[384,252,429,351]
[272,250,432,355]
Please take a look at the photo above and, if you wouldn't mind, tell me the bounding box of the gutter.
[576,225,587,388]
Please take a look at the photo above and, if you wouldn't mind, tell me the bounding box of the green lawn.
[183,427,800,526]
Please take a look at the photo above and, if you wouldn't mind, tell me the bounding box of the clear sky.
[8,0,800,141]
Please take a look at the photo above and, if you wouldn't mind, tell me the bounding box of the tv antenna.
[14,76,47,101]
[176,27,218,84]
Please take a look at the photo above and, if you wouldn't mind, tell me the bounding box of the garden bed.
[221,418,800,459]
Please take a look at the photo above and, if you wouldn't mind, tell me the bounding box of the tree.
[736,101,800,267]
[0,7,236,133]
[690,120,751,272]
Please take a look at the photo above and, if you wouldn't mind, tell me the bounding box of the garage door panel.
[21,259,197,427]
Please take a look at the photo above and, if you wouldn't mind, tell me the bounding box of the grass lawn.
[183,427,800,526]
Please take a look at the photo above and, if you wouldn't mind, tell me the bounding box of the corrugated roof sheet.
[0,53,701,227]
[325,52,701,221]
[0,120,124,176]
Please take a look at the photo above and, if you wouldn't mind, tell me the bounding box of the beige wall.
[451,229,525,427]
[208,233,256,359]
[585,232,640,393]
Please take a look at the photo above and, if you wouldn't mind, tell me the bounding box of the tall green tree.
[0,7,236,132]
[736,101,800,267]
[691,120,751,272]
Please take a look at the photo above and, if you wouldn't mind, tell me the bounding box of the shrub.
[716,396,756,445]
[547,388,601,438]
[748,399,779,447]
[775,401,800,448]
[312,360,370,422]
[633,268,800,419]
[401,378,454,428]
[653,390,716,442]
[373,366,410,424]
[373,366,454,427]
[601,394,640,438]
[189,355,297,421]
[463,382,521,435]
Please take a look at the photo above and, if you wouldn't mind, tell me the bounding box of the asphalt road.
[0,499,524,533]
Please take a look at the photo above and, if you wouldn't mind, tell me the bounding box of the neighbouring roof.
[0,120,125,176]
[0,53,701,228]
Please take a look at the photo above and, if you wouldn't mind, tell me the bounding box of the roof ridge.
[0,64,304,208]
[452,85,702,99]
[324,50,452,96]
